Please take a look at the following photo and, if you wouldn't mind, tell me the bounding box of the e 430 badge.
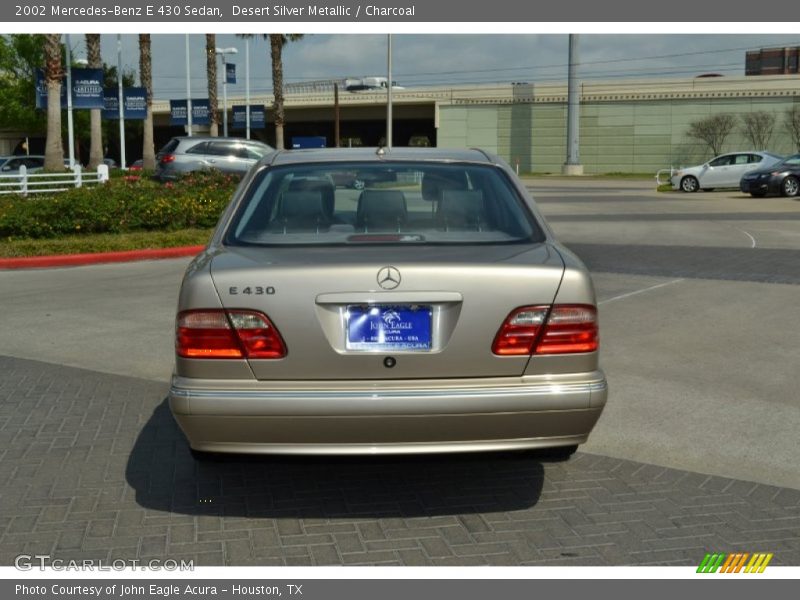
[228,286,275,296]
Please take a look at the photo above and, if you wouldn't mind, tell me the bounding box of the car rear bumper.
[169,372,607,455]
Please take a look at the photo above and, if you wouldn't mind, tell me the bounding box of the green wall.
[438,96,800,174]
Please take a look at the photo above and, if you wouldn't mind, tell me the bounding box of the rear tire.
[680,176,699,193]
[781,176,799,197]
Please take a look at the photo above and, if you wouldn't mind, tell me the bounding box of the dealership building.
[5,74,800,174]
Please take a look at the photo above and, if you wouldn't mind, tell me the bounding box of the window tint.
[733,154,751,165]
[206,142,239,156]
[159,138,180,154]
[244,145,269,160]
[226,162,544,246]
[185,142,209,155]
[709,155,734,167]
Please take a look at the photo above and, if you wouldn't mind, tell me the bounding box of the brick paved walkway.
[1,355,798,566]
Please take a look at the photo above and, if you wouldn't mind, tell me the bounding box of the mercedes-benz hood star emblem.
[377,266,401,290]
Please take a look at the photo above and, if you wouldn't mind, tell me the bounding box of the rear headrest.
[356,190,407,231]
[288,177,335,218]
[438,190,486,230]
[278,191,325,221]
[421,170,468,202]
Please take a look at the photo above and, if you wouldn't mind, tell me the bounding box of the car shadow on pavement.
[125,399,546,518]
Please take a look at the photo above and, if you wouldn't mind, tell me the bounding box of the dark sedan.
[740,154,800,197]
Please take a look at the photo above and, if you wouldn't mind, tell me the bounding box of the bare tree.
[43,33,63,171]
[786,106,800,153]
[740,111,775,151]
[85,34,103,169]
[687,114,737,157]
[206,34,219,137]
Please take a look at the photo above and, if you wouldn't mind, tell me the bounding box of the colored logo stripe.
[697,552,773,573]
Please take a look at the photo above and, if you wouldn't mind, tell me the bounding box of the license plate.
[346,305,432,351]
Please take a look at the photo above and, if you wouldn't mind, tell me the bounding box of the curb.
[0,245,205,270]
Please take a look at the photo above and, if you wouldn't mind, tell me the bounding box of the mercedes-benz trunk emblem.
[377,266,401,290]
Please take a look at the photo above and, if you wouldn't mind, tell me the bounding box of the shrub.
[0,170,239,239]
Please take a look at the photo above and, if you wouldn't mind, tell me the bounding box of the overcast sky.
[87,34,800,100]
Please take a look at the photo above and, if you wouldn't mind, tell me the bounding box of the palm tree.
[43,33,63,171]
[139,34,155,170]
[206,34,219,137]
[239,34,304,149]
[269,34,303,149]
[85,34,103,169]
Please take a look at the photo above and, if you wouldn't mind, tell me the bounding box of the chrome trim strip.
[170,380,607,401]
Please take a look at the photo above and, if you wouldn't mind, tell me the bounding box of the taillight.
[159,153,176,164]
[176,309,286,359]
[492,304,598,356]
[492,306,549,355]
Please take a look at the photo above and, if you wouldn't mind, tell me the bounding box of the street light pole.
[245,39,250,140]
[386,34,393,149]
[216,46,238,137]
[65,34,75,169]
[185,34,193,136]
[117,34,126,169]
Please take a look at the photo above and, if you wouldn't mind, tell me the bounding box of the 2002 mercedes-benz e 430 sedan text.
[169,147,607,459]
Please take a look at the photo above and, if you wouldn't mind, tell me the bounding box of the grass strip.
[0,228,213,258]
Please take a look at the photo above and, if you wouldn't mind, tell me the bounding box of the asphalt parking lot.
[0,179,798,566]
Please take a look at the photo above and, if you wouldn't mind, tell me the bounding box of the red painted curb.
[0,245,206,270]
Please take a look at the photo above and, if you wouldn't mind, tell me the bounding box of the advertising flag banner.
[70,68,105,109]
[36,68,104,109]
[232,105,266,130]
[103,88,148,120]
[226,63,236,84]
[170,99,211,126]
[35,69,67,109]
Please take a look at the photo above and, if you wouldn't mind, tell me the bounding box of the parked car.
[154,136,273,182]
[0,155,45,174]
[671,151,783,192]
[169,147,607,460]
[739,153,800,197]
[129,159,144,171]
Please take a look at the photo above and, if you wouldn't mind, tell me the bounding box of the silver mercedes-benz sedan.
[169,147,607,459]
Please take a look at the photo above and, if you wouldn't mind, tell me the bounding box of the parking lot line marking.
[599,278,684,305]
[737,228,758,249]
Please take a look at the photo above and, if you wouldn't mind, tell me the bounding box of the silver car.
[0,155,45,174]
[671,151,783,192]
[170,148,607,459]
[154,136,273,181]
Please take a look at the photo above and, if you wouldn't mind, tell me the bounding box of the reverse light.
[176,309,286,359]
[492,304,598,356]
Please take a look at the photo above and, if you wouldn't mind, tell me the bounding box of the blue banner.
[71,68,105,109]
[232,105,266,130]
[169,99,211,126]
[35,68,104,110]
[226,63,236,84]
[102,87,148,120]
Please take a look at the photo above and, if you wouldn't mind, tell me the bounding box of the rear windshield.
[225,162,543,246]
[158,138,180,154]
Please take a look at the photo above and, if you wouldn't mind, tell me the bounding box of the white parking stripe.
[599,278,685,305]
